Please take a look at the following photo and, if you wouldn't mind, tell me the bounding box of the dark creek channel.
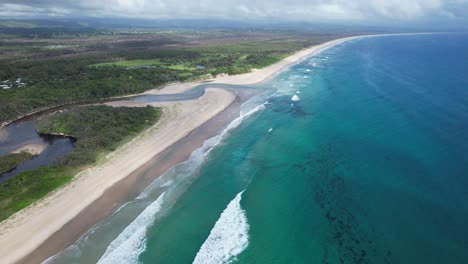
[0,122,75,184]
[0,83,264,184]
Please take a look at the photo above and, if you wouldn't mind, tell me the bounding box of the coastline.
[0,88,236,264]
[141,35,363,96]
[0,35,365,264]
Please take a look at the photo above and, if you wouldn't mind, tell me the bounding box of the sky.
[1,0,467,27]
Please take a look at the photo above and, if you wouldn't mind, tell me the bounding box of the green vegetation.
[92,59,197,71]
[0,167,73,221]
[0,152,35,174]
[91,59,164,67]
[0,36,332,123]
[37,105,161,166]
[0,105,161,221]
[0,58,188,123]
[0,21,351,221]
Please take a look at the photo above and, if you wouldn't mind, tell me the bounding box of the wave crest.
[97,192,166,264]
[193,191,249,264]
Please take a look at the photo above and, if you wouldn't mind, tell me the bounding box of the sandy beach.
[12,144,47,156]
[0,35,364,264]
[0,88,235,264]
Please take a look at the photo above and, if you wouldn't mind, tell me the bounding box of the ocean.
[47,33,468,264]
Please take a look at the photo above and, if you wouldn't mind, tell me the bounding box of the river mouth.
[20,87,263,264]
[0,83,263,184]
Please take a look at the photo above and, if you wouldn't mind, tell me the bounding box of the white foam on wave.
[160,179,174,187]
[221,103,265,139]
[100,97,264,257]
[95,97,264,263]
[97,192,167,264]
[193,191,249,264]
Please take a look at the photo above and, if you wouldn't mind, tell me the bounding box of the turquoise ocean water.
[47,33,468,264]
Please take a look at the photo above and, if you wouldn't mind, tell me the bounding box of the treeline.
[0,57,190,123]
[0,105,161,221]
[0,36,332,124]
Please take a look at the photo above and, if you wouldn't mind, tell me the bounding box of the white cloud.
[368,0,442,19]
[0,0,467,24]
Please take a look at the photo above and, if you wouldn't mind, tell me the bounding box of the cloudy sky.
[1,0,468,26]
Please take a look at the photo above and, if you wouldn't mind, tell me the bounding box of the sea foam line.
[47,95,267,264]
[96,100,263,264]
[193,191,249,264]
[96,192,166,264]
[136,97,266,200]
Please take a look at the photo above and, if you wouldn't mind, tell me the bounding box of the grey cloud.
[0,0,467,24]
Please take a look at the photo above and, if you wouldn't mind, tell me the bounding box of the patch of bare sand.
[12,144,47,156]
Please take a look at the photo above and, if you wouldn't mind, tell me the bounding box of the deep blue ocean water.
[48,33,468,264]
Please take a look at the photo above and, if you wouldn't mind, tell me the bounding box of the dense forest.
[0,105,161,221]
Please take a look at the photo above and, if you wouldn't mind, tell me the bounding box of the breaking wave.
[193,191,249,264]
[97,192,166,264]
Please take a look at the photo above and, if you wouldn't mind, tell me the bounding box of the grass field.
[91,59,198,71]
[91,59,164,67]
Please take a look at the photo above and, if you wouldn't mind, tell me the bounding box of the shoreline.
[141,35,364,96]
[0,88,236,264]
[23,88,253,264]
[0,32,438,130]
[0,34,366,264]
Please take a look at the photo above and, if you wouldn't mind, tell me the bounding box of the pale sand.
[0,35,365,264]
[12,144,47,156]
[0,128,7,141]
[0,88,235,264]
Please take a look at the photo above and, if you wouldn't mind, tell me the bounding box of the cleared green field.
[91,59,198,71]
[91,59,163,67]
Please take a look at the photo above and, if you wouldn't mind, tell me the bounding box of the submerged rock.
[267,95,308,118]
